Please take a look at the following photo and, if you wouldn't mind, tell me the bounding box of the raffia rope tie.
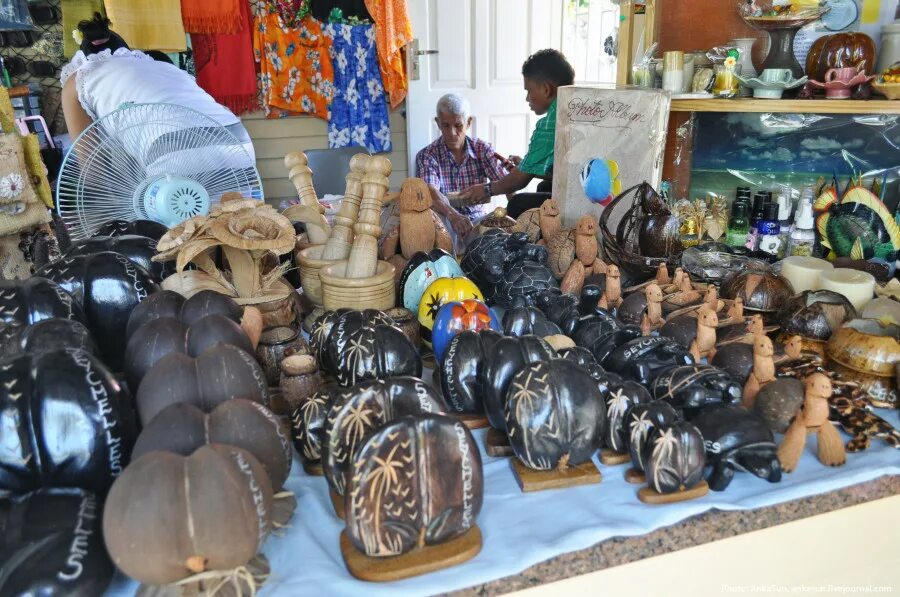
[173,565,262,597]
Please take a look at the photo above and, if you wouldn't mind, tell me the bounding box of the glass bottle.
[757,203,782,257]
[746,192,767,250]
[787,197,816,256]
[680,216,700,248]
[726,199,750,247]
[775,193,793,258]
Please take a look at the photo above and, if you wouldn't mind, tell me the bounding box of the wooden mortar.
[318,260,396,311]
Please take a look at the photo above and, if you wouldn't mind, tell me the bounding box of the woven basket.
[599,182,683,280]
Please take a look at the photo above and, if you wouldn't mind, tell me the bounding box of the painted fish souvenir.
[581,158,622,206]
[326,311,422,387]
[439,330,504,414]
[814,185,900,262]
[417,277,484,347]
[651,364,743,414]
[132,399,292,490]
[0,349,135,496]
[505,360,606,470]
[63,235,170,282]
[720,268,795,313]
[603,336,694,385]
[431,299,500,362]
[625,401,681,477]
[752,377,805,433]
[690,404,782,491]
[398,249,464,313]
[344,414,483,558]
[0,489,114,596]
[136,343,269,425]
[309,309,393,373]
[324,377,447,497]
[0,317,96,359]
[0,277,83,329]
[643,421,706,495]
[290,384,342,475]
[503,305,563,337]
[95,218,168,240]
[103,445,273,586]
[482,335,555,431]
[604,378,652,454]
[35,251,159,370]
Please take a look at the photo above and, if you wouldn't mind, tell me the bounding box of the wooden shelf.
[670,98,900,114]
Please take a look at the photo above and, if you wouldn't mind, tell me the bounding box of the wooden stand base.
[624,468,646,484]
[512,459,602,492]
[330,487,345,520]
[272,493,297,528]
[485,427,514,457]
[302,461,324,476]
[455,412,489,430]
[339,526,482,582]
[600,449,631,466]
[638,480,709,504]
[421,351,437,371]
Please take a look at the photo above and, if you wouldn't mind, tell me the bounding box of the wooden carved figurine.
[597,264,622,311]
[381,178,453,281]
[320,153,369,260]
[726,297,744,323]
[783,334,804,360]
[512,198,561,244]
[703,285,723,312]
[640,283,666,335]
[346,156,392,279]
[665,267,686,294]
[778,373,846,473]
[689,306,718,362]
[654,263,671,286]
[554,216,608,295]
[284,152,330,244]
[742,334,776,409]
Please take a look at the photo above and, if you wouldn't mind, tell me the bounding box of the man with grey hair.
[414,92,509,237]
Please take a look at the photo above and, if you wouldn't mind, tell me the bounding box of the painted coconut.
[417,277,484,348]
[0,317,96,359]
[398,249,464,313]
[431,299,500,362]
[604,378,652,453]
[0,277,83,329]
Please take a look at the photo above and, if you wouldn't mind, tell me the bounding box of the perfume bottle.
[726,198,750,247]
[787,196,816,256]
[746,192,767,250]
[775,193,793,258]
[757,203,782,257]
[680,216,700,248]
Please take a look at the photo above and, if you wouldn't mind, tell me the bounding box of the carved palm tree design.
[294,397,326,460]
[650,427,679,493]
[507,369,551,468]
[607,388,632,452]
[341,401,375,447]
[629,410,654,469]
[364,441,411,555]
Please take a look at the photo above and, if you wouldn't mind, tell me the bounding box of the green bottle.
[726,199,750,247]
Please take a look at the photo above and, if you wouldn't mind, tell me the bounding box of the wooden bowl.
[319,260,396,311]
[872,81,900,100]
[297,245,339,307]
[826,319,900,408]
[234,279,298,328]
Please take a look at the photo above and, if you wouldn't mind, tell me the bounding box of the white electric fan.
[56,102,263,239]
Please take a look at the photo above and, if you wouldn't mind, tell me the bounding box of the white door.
[405,0,620,177]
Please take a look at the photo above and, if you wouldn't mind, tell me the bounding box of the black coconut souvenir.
[625,401,682,475]
[644,421,706,494]
[63,235,170,282]
[290,384,342,473]
[125,289,244,338]
[345,414,483,556]
[711,342,755,384]
[556,346,606,380]
[505,360,606,470]
[0,489,114,596]
[616,291,649,327]
[0,318,96,359]
[439,329,504,413]
[651,364,743,414]
[576,323,643,366]
[95,218,168,241]
[482,334,555,431]
[603,336,694,384]
[0,349,135,495]
[776,290,857,342]
[0,277,82,329]
[324,377,447,497]
[35,252,159,370]
[605,378,652,453]
[690,404,782,491]
[309,309,393,375]
[325,311,422,387]
[503,306,563,337]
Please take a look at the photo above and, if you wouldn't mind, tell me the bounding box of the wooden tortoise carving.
[512,198,561,244]
[381,178,453,282]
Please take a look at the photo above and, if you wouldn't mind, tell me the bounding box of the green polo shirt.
[518,98,557,177]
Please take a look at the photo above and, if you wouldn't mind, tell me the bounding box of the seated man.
[414,93,509,237]
[457,49,575,219]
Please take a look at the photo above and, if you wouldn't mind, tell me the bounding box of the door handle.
[416,49,439,56]
[408,39,438,80]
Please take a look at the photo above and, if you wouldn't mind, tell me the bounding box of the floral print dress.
[323,22,391,153]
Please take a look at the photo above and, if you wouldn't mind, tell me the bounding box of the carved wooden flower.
[210,207,296,255]
[154,215,210,259]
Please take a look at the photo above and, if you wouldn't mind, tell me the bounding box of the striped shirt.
[414,135,508,218]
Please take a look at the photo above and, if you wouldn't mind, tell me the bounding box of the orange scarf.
[181,0,241,34]
[364,0,413,109]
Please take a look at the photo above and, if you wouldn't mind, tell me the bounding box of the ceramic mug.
[760,68,792,84]
[825,67,857,84]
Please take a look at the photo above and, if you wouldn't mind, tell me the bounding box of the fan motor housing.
[140,175,210,227]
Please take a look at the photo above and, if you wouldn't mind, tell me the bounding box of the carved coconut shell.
[132,399,292,489]
[0,277,83,329]
[777,290,856,342]
[345,414,483,557]
[290,384,341,468]
[482,335,555,431]
[546,228,576,280]
[711,342,756,384]
[659,314,699,349]
[512,207,543,243]
[617,291,648,326]
[753,377,805,433]
[651,364,743,413]
[309,309,392,373]
[0,318,96,359]
[625,401,681,474]
[604,378,651,453]
[324,377,447,496]
[644,421,706,494]
[720,270,795,313]
[638,214,683,258]
[478,208,517,234]
[440,329,504,413]
[505,359,607,469]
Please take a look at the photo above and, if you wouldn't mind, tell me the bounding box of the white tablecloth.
[107,416,900,597]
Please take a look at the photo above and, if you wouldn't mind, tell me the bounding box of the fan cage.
[56,102,263,239]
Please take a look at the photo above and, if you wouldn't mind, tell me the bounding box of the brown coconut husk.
[135,554,270,597]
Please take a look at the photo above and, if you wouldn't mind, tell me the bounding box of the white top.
[60,48,239,127]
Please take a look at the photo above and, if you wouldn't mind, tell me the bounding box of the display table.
[106,423,899,597]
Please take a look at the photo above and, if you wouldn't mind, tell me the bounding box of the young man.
[414,93,509,237]
[456,49,575,218]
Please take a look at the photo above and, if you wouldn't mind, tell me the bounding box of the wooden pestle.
[320,153,369,260]
[285,151,330,245]
[345,155,392,278]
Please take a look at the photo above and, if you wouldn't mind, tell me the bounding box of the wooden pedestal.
[638,480,710,504]
[302,461,324,476]
[485,427,514,457]
[625,468,646,484]
[330,487,345,520]
[512,459,602,493]
[455,412,489,430]
[600,449,631,466]
[340,526,482,582]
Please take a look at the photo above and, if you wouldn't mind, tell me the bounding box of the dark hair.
[522,49,575,87]
[78,12,129,56]
[146,50,173,64]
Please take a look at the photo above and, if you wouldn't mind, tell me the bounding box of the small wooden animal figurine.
[598,264,622,311]
[640,283,666,335]
[689,306,718,362]
[703,285,723,312]
[742,334,776,409]
[782,334,803,360]
[512,198,561,244]
[381,178,453,281]
[666,267,686,293]
[778,373,847,473]
[655,263,672,286]
[549,215,608,295]
[725,297,744,323]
